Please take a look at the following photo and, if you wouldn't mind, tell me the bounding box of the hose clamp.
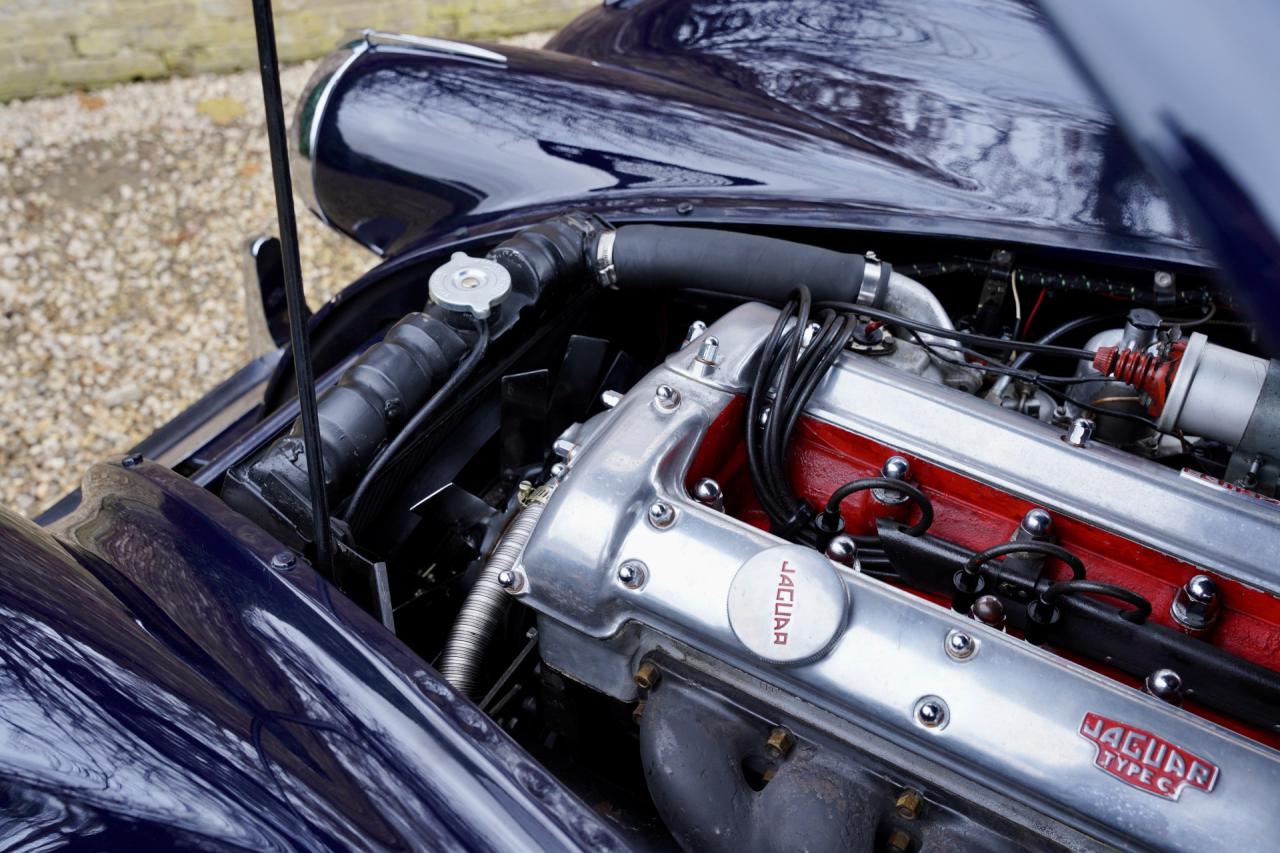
[857,252,890,307]
[595,230,619,289]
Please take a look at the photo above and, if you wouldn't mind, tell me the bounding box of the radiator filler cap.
[429,252,511,319]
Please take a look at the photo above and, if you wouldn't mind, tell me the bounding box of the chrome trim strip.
[297,38,370,224]
[363,30,508,64]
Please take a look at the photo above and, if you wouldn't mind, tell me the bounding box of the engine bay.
[219,216,1280,851]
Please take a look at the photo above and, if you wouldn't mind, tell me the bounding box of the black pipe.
[607,224,885,305]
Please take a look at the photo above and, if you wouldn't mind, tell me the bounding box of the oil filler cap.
[727,545,849,665]
[428,252,511,319]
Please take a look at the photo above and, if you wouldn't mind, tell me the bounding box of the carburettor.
[509,303,1280,852]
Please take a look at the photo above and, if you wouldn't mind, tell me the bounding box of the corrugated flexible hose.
[438,485,553,697]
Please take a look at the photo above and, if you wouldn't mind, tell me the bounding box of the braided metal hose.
[438,484,553,696]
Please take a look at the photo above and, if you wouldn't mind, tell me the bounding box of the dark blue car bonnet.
[295,0,1203,268]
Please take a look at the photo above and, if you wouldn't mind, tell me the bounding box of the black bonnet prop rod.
[250,0,335,579]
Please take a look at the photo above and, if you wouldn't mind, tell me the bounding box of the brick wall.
[0,0,594,101]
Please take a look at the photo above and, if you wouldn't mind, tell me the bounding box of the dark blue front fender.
[0,460,619,850]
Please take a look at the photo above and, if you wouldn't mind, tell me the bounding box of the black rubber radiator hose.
[603,224,888,306]
[222,311,468,550]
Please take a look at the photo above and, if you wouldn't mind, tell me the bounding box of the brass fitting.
[634,661,661,690]
[765,726,795,759]
[895,788,924,821]
[885,828,913,852]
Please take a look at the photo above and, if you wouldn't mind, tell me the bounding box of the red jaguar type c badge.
[1079,713,1219,800]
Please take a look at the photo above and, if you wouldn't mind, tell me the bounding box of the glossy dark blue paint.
[0,461,619,850]
[1037,0,1280,344]
[302,0,1203,266]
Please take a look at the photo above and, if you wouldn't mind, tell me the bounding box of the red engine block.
[686,397,1280,749]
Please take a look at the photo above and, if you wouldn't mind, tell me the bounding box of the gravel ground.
[0,33,548,518]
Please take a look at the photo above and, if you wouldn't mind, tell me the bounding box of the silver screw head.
[873,455,912,505]
[647,501,676,528]
[1154,270,1174,290]
[1171,574,1221,633]
[945,630,976,660]
[1144,668,1185,705]
[684,320,708,347]
[824,535,858,567]
[914,696,949,729]
[692,478,724,509]
[617,561,647,589]
[549,462,568,479]
[270,551,296,571]
[654,384,681,411]
[496,569,518,589]
[882,455,911,480]
[695,335,720,365]
[1021,508,1053,537]
[1066,417,1095,447]
[1186,574,1218,604]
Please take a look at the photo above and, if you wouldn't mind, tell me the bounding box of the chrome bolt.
[270,551,296,571]
[1154,270,1174,290]
[945,630,976,661]
[600,389,623,409]
[654,384,681,412]
[882,455,911,480]
[1171,574,1221,634]
[1020,508,1053,537]
[1066,417,1095,447]
[695,335,720,365]
[647,501,676,528]
[617,560,647,589]
[765,726,795,759]
[684,320,708,347]
[914,696,948,730]
[1144,668,1185,705]
[497,569,524,592]
[969,595,1006,629]
[552,437,578,461]
[824,535,858,567]
[874,455,912,505]
[122,453,142,468]
[549,462,568,479]
[692,478,724,511]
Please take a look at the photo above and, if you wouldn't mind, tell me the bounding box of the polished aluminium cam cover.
[511,303,1280,851]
